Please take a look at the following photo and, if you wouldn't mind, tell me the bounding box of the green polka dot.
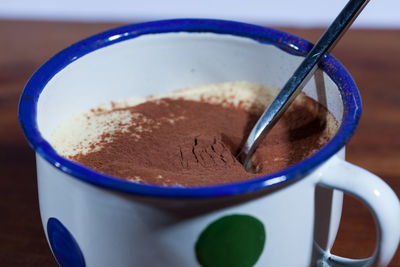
[195,214,266,267]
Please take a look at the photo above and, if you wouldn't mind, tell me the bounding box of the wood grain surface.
[0,20,399,266]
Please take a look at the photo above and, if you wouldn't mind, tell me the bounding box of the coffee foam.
[48,81,338,158]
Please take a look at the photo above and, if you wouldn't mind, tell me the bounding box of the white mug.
[19,19,400,267]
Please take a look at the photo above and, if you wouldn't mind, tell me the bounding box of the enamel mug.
[19,19,400,267]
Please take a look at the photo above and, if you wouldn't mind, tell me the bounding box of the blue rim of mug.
[18,19,361,198]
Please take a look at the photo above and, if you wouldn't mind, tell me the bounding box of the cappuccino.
[49,81,338,186]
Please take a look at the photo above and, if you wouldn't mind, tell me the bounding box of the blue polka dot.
[47,217,85,267]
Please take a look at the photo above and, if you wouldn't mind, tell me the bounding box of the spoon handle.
[241,0,370,170]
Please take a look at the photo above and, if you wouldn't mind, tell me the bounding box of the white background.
[0,0,399,28]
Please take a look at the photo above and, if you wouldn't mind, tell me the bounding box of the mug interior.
[19,19,361,197]
[37,33,344,138]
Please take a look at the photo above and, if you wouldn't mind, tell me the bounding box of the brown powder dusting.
[70,97,336,186]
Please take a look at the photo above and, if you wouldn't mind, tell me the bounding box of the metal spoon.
[239,0,370,171]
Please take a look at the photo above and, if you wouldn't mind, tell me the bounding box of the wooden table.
[0,20,399,266]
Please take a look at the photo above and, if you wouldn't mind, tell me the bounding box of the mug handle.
[316,156,400,267]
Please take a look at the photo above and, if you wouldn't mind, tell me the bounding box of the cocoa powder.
[71,97,335,186]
